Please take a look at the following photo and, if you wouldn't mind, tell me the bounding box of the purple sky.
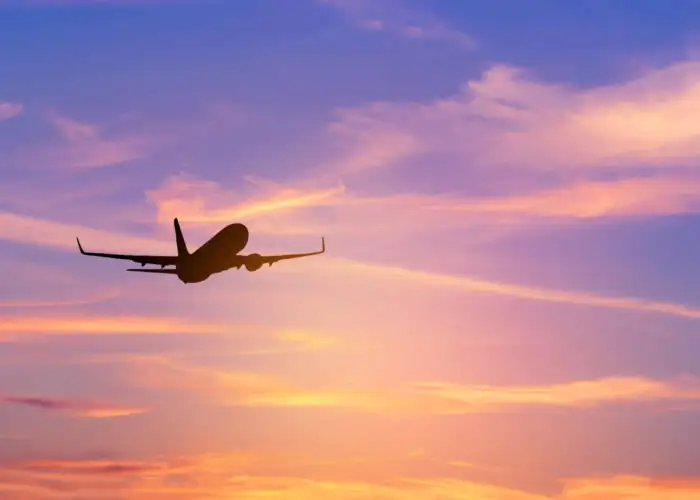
[2,1,700,498]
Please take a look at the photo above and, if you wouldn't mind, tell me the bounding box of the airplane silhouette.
[76,218,325,284]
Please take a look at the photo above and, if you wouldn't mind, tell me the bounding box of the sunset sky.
[3,1,700,498]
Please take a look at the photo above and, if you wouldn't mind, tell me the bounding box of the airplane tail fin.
[174,218,189,258]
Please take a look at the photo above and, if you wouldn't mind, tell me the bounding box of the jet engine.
[244,253,264,272]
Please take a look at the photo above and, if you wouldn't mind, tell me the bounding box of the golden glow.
[0,316,223,336]
[2,453,700,499]
[5,25,700,500]
[121,356,700,413]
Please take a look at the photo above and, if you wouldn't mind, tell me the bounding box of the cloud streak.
[125,356,700,414]
[146,172,346,225]
[0,315,224,340]
[144,167,700,256]
[5,190,700,324]
[1,452,700,500]
[329,60,700,172]
[4,190,700,324]
[319,0,475,49]
[423,175,700,219]
[0,394,145,418]
[0,289,120,308]
[283,256,700,323]
[317,257,700,320]
[38,112,157,170]
[240,329,337,355]
[0,210,173,254]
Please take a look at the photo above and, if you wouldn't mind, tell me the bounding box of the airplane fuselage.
[176,223,250,283]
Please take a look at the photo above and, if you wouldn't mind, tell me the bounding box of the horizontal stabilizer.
[126,268,178,275]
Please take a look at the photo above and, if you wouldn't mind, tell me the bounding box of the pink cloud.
[329,59,700,172]
[48,112,100,141]
[0,210,173,254]
[124,355,700,414]
[316,257,700,321]
[0,288,119,308]
[0,102,22,121]
[319,0,475,49]
[145,172,346,227]
[424,175,700,219]
[38,112,156,169]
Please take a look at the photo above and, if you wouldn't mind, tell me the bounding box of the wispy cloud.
[124,356,700,414]
[5,187,700,323]
[0,102,22,121]
[2,450,699,500]
[0,394,145,418]
[241,329,337,355]
[560,476,700,500]
[146,172,346,226]
[315,257,700,321]
[37,112,157,169]
[328,59,700,175]
[0,210,173,254]
[145,168,700,258]
[424,175,700,219]
[0,289,120,308]
[0,315,224,340]
[319,0,475,49]
[414,376,700,411]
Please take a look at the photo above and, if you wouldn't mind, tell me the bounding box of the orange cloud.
[145,172,345,225]
[413,376,700,411]
[274,329,335,349]
[560,475,700,500]
[123,356,700,414]
[0,315,223,339]
[0,394,146,418]
[241,329,337,355]
[1,452,700,500]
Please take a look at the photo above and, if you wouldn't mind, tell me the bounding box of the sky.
[4,0,700,498]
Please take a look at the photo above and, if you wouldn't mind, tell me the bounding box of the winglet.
[321,237,325,253]
[76,237,86,254]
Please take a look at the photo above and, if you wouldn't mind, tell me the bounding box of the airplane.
[76,218,325,284]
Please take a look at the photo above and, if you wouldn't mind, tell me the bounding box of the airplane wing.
[258,237,326,266]
[76,238,178,267]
